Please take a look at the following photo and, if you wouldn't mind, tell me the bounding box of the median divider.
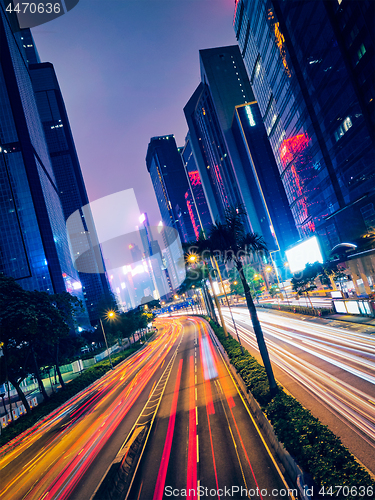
[93,425,148,500]
[90,330,185,500]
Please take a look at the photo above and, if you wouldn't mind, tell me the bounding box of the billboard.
[285,236,323,274]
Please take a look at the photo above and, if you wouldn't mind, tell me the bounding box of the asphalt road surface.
[0,323,182,500]
[218,306,375,475]
[128,317,294,500]
[0,317,294,500]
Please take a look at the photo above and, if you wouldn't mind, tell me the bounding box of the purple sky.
[32,0,238,226]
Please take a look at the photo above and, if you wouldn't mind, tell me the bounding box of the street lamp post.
[188,254,228,337]
[0,392,6,417]
[99,316,114,370]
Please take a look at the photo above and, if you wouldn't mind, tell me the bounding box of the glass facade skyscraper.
[146,135,195,244]
[184,45,296,253]
[234,0,375,257]
[180,136,212,239]
[232,102,299,254]
[28,57,111,324]
[0,5,95,328]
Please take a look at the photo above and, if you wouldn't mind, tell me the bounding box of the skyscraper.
[27,52,111,324]
[180,136,213,239]
[234,0,375,257]
[184,45,298,254]
[0,4,89,328]
[232,102,299,254]
[146,135,195,243]
[139,212,171,300]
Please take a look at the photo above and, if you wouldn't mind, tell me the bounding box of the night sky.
[32,0,238,226]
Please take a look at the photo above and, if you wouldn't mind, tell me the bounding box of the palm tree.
[195,206,277,393]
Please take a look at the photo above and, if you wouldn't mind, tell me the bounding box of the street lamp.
[99,311,115,370]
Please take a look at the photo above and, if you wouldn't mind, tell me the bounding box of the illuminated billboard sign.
[285,236,323,273]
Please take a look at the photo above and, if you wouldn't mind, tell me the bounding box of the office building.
[184,45,298,255]
[232,102,299,254]
[0,5,89,328]
[17,28,110,324]
[146,135,195,243]
[138,212,170,299]
[234,0,375,259]
[180,136,212,239]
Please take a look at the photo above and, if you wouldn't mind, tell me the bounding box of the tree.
[0,274,87,411]
[0,275,40,414]
[291,262,320,308]
[187,206,278,394]
[228,264,264,298]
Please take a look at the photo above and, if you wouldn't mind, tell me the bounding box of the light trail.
[221,307,375,444]
[0,321,182,500]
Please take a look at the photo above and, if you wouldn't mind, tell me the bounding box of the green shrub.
[207,319,374,499]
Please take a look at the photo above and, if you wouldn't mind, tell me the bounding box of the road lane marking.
[149,380,157,399]
[195,406,198,425]
[196,435,199,463]
[187,356,198,496]
[136,480,143,500]
[152,359,184,500]
[195,375,197,384]
[208,321,296,500]
[195,388,197,400]
[214,380,250,497]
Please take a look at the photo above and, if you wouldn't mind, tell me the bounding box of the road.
[218,306,375,475]
[128,316,293,500]
[0,317,294,500]
[0,322,182,500]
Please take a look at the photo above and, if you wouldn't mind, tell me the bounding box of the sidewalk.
[234,303,375,333]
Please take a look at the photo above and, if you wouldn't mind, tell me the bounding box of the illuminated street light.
[99,312,116,370]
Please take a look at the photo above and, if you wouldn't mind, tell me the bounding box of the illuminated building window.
[356,44,366,63]
[334,116,352,141]
[245,105,256,126]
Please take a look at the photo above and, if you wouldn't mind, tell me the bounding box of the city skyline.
[31,0,238,226]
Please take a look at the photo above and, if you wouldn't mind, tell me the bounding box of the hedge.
[257,303,334,317]
[208,319,374,500]
[0,338,149,449]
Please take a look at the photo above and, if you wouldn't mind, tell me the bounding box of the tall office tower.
[146,135,195,243]
[27,58,111,324]
[232,102,299,255]
[138,212,170,299]
[234,0,375,257]
[184,45,297,254]
[0,5,89,327]
[180,136,213,239]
